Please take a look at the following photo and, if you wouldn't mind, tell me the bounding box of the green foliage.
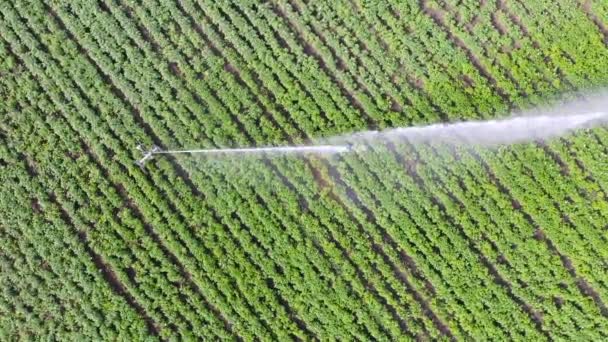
[1,0,608,340]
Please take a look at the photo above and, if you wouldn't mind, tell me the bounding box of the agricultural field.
[2,0,608,340]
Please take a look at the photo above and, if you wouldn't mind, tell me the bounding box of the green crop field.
[2,0,608,340]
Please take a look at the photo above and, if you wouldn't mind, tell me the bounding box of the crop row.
[268,0,608,336]
[3,0,608,339]
[203,0,584,338]
[0,86,152,338]
[0,0,446,338]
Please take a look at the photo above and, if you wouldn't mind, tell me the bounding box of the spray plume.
[322,111,608,146]
[136,93,608,165]
[321,91,608,147]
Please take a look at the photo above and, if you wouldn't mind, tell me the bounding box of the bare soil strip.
[581,0,608,44]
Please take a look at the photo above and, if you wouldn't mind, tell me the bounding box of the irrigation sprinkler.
[135,144,161,169]
[134,111,608,168]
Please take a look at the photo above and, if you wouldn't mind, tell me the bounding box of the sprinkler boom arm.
[134,143,352,167]
[153,145,351,155]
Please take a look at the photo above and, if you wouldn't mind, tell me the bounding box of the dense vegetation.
[2,0,608,340]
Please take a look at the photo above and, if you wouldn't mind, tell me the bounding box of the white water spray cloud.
[322,111,608,147]
[149,92,608,162]
[320,92,608,147]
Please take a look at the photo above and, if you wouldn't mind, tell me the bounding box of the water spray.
[324,111,608,146]
[135,110,608,168]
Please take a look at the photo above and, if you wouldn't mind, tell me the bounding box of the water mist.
[137,92,608,164]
